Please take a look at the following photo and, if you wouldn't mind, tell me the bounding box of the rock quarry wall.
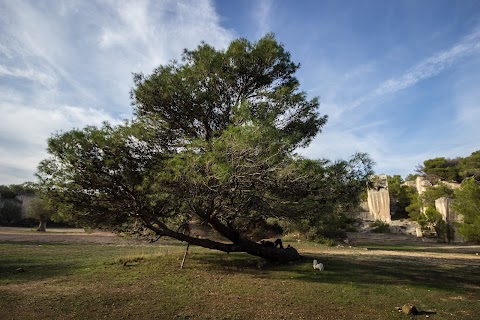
[367,189,391,223]
[363,175,464,241]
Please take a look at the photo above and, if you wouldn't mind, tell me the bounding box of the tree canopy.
[452,178,480,243]
[459,150,480,181]
[421,183,455,207]
[419,157,460,182]
[25,195,56,232]
[37,35,372,262]
[0,198,22,226]
[416,150,480,183]
[132,34,326,148]
[386,175,411,218]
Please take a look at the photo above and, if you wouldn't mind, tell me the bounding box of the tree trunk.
[146,222,301,263]
[173,233,300,262]
[240,241,301,263]
[37,219,47,232]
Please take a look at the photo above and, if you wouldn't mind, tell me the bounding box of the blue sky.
[1,0,479,184]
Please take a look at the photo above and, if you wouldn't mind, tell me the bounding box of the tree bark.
[145,220,301,263]
[37,219,47,232]
[239,240,301,263]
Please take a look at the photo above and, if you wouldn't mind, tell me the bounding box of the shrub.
[369,220,390,233]
[419,207,447,241]
[452,178,480,243]
[0,199,22,226]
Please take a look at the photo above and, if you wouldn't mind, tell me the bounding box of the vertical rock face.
[367,189,391,222]
[415,176,432,195]
[435,197,451,222]
[367,174,391,222]
[435,197,463,223]
[435,197,464,242]
[443,181,461,190]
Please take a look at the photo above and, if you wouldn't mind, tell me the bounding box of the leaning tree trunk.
[145,218,301,263]
[171,232,300,262]
[37,219,47,232]
[240,240,301,263]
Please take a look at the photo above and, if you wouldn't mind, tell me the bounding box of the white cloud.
[93,0,235,112]
[299,120,387,163]
[0,104,121,184]
[0,103,121,148]
[1,1,72,72]
[98,0,151,49]
[0,1,100,107]
[98,0,233,69]
[0,65,57,89]
[0,0,235,184]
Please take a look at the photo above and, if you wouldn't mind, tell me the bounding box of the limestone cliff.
[366,174,391,222]
[367,189,391,223]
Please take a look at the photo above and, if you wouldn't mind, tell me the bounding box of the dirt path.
[306,244,480,267]
[0,227,126,244]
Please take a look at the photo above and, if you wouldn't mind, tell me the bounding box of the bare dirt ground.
[0,227,126,244]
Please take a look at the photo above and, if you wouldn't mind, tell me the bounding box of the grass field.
[1,229,479,319]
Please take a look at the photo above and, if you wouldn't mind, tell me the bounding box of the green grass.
[1,239,479,319]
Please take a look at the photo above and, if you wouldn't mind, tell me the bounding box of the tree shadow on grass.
[362,244,480,255]
[0,242,100,283]
[187,250,480,293]
[293,254,480,291]
[0,258,78,283]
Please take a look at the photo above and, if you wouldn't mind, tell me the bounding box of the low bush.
[370,220,390,233]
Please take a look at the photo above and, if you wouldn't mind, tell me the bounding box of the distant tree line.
[415,150,480,183]
[0,184,33,226]
[0,183,64,230]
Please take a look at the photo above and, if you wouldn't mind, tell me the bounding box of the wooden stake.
[180,243,190,269]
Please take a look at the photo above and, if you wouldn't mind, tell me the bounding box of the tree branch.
[143,221,243,253]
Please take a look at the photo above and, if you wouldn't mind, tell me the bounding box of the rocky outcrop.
[435,197,452,222]
[367,189,391,222]
[435,197,464,242]
[415,176,432,195]
[359,174,466,242]
[367,174,391,223]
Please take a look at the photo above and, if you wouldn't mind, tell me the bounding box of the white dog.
[313,259,324,271]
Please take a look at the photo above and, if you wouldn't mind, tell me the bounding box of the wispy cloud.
[0,0,234,184]
[303,25,480,178]
[99,0,233,68]
[349,28,480,111]
[252,0,274,38]
[0,104,120,183]
[94,0,234,109]
[0,1,99,107]
[0,65,57,89]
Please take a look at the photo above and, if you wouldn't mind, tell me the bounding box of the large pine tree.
[37,35,372,262]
